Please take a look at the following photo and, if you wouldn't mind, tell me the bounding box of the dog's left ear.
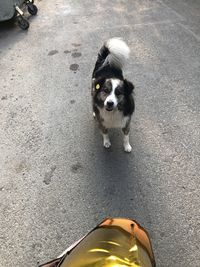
[124,79,134,95]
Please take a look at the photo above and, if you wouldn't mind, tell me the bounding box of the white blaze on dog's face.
[104,79,122,111]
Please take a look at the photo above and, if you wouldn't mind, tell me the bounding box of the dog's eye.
[115,88,123,96]
[103,88,110,94]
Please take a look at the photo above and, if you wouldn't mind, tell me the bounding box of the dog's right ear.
[124,79,134,95]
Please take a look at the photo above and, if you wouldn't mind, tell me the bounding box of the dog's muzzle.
[106,101,114,111]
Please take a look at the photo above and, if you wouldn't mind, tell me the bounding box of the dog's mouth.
[105,106,114,111]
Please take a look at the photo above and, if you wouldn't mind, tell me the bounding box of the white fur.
[103,133,111,148]
[104,79,120,108]
[123,134,132,152]
[105,38,130,69]
[100,108,129,129]
[102,79,129,129]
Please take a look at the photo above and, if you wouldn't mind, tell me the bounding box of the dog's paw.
[124,143,132,153]
[104,140,111,149]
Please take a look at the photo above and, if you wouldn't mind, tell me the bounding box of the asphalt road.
[0,1,200,266]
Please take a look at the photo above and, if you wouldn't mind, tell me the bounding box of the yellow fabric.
[60,218,155,267]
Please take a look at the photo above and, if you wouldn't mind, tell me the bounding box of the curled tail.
[105,38,130,69]
[93,38,130,74]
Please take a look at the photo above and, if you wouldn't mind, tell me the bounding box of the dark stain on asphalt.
[43,165,56,185]
[15,161,27,174]
[48,50,58,56]
[70,100,75,104]
[70,162,82,173]
[72,52,82,58]
[10,112,17,118]
[64,50,71,54]
[1,95,8,100]
[70,64,79,71]
[72,43,81,47]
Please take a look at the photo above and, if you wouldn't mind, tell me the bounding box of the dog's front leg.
[122,122,132,153]
[99,124,111,149]
[95,111,111,149]
[99,126,110,149]
[102,131,111,148]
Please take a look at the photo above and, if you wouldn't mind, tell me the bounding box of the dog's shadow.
[86,120,151,224]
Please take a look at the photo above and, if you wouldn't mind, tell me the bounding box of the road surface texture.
[0,0,199,266]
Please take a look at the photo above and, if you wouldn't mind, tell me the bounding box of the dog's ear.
[124,79,134,95]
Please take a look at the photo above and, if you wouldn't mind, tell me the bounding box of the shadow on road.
[86,122,153,226]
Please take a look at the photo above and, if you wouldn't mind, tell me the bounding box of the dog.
[91,38,135,152]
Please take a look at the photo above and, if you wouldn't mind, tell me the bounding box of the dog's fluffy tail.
[93,38,130,75]
[105,38,130,69]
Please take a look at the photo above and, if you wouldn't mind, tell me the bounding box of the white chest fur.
[99,108,129,129]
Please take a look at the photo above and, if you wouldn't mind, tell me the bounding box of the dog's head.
[93,78,134,111]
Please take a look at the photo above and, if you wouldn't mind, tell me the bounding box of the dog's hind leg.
[122,120,132,153]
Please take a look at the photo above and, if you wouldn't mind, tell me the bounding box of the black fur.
[123,79,135,116]
[92,45,123,80]
[92,44,135,117]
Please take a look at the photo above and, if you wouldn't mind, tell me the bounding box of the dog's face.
[93,78,134,111]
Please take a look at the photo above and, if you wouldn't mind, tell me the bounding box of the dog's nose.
[107,101,114,107]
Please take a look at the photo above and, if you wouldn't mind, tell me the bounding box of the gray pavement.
[0,0,200,266]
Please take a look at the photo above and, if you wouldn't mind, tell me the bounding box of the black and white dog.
[92,38,135,152]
